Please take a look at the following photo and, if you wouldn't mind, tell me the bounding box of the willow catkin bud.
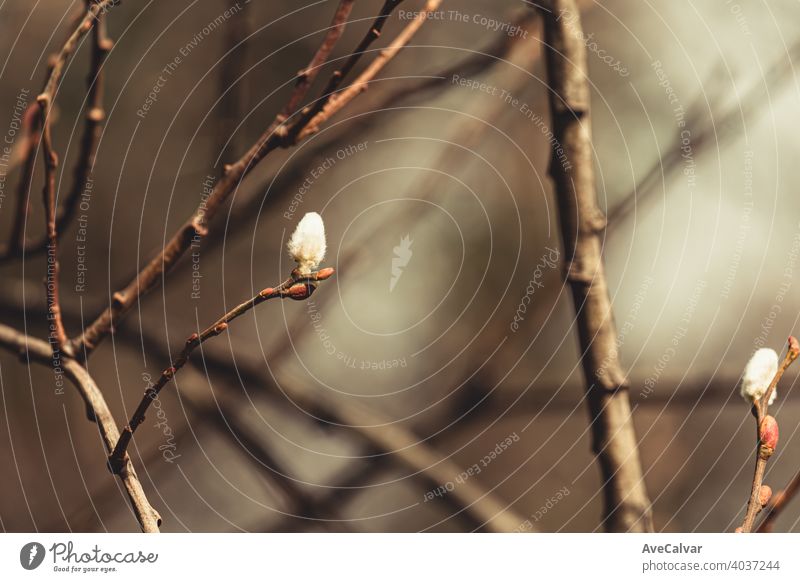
[287,212,326,275]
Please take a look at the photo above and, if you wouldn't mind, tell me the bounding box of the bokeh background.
[2,0,800,532]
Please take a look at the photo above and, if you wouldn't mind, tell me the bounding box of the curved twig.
[107,268,335,474]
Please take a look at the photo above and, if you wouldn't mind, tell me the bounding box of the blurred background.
[2,0,800,532]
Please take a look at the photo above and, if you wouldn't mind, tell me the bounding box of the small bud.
[287,212,326,275]
[759,415,779,457]
[740,348,778,405]
[789,336,800,359]
[315,267,335,281]
[286,283,313,300]
[758,485,773,507]
[734,526,743,533]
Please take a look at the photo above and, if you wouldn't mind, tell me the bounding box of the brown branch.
[0,284,526,532]
[40,92,69,350]
[7,104,41,255]
[540,0,653,532]
[107,268,335,474]
[757,469,800,533]
[740,338,799,532]
[68,0,369,359]
[35,0,120,353]
[285,0,403,141]
[0,323,160,532]
[56,1,112,244]
[216,0,251,157]
[1,6,110,261]
[295,0,444,142]
[4,5,85,258]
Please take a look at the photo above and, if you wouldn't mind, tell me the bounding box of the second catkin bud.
[759,415,779,459]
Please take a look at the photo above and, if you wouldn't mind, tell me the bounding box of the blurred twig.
[216,0,251,157]
[607,37,800,230]
[757,468,800,532]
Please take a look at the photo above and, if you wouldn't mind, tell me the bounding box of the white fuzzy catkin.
[288,212,326,274]
[740,348,779,405]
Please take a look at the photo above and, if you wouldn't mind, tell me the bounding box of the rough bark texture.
[540,0,653,532]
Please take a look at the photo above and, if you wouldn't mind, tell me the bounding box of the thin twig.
[740,337,799,532]
[40,90,69,350]
[0,323,160,532]
[284,0,403,142]
[4,5,84,258]
[757,469,800,533]
[294,0,444,142]
[68,0,396,359]
[7,104,41,255]
[36,0,119,353]
[107,268,335,474]
[57,0,112,244]
[539,0,653,532]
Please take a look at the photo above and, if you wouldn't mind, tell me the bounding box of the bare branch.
[107,268,335,474]
[740,337,799,532]
[69,0,375,358]
[34,0,120,354]
[539,0,653,532]
[295,0,444,142]
[0,323,160,533]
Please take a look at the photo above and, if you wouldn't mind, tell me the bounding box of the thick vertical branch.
[540,0,653,532]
